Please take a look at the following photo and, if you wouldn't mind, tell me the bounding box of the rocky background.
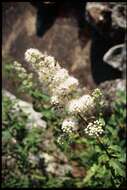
[2,1,126,99]
[2,2,95,94]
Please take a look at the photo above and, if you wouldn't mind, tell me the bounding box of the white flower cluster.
[61,117,78,134]
[25,48,79,105]
[84,120,104,137]
[24,48,105,138]
[52,68,69,85]
[25,49,61,91]
[14,61,26,74]
[25,48,43,64]
[50,95,60,105]
[52,76,79,98]
[13,61,33,89]
[67,95,94,115]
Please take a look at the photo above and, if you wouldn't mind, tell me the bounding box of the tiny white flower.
[53,76,79,97]
[52,68,69,87]
[44,55,55,65]
[50,95,59,105]
[25,48,43,63]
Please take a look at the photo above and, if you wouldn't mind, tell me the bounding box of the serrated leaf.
[109,159,125,177]
[118,152,126,163]
[96,165,106,178]
[109,145,121,153]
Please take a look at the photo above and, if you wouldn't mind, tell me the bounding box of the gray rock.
[112,3,127,29]
[2,89,47,129]
[99,79,126,111]
[39,152,72,176]
[103,43,126,72]
[86,2,127,29]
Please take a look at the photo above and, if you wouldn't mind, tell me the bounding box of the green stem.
[97,136,116,187]
[78,113,88,126]
[96,136,112,158]
[79,113,117,186]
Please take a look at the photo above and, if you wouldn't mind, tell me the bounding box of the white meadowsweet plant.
[24,48,105,139]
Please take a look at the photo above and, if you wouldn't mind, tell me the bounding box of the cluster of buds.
[92,88,104,108]
[24,48,104,138]
[13,61,33,91]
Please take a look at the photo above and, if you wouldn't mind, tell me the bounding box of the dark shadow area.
[90,29,124,84]
[89,13,125,84]
[31,1,125,85]
[31,1,58,37]
[30,1,87,44]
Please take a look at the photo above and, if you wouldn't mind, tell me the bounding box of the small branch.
[96,136,112,158]
[96,136,117,187]
[78,113,88,126]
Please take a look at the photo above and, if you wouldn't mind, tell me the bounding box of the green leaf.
[108,144,121,153]
[118,152,126,163]
[83,164,99,183]
[2,130,12,142]
[31,90,50,101]
[98,154,109,163]
[95,165,106,178]
[41,108,55,120]
[109,159,125,177]
[99,118,105,126]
